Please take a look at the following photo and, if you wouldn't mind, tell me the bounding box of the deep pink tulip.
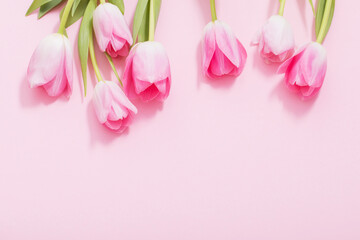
[123,41,171,102]
[93,81,137,133]
[93,3,133,58]
[252,15,295,64]
[202,20,247,79]
[278,42,327,99]
[27,33,73,97]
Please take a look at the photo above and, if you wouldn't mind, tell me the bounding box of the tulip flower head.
[123,41,171,102]
[202,0,247,79]
[278,42,327,99]
[93,81,138,133]
[93,3,133,58]
[252,15,295,64]
[27,33,73,97]
[202,20,247,79]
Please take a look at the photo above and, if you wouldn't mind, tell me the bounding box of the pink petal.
[214,20,240,68]
[202,22,216,76]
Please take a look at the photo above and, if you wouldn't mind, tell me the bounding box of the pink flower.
[27,33,73,97]
[202,20,247,79]
[93,81,137,133]
[252,15,295,64]
[93,3,133,58]
[123,41,171,102]
[278,42,327,99]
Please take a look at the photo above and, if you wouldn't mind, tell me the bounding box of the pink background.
[1,0,360,239]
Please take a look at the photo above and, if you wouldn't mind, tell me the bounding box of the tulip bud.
[252,15,295,64]
[278,42,327,99]
[93,3,133,58]
[27,33,73,97]
[123,41,171,102]
[93,81,137,133]
[202,20,247,79]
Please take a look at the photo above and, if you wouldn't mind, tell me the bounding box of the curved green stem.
[149,0,155,41]
[89,34,103,82]
[210,0,217,21]
[316,0,333,44]
[105,53,123,87]
[278,0,286,16]
[58,0,76,35]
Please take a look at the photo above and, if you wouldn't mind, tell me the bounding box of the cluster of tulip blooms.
[202,0,334,100]
[26,0,335,134]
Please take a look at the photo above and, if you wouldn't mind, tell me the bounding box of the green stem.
[89,34,103,82]
[316,0,333,44]
[105,53,123,87]
[58,0,76,35]
[210,0,217,21]
[148,0,155,41]
[278,0,286,16]
[99,0,106,3]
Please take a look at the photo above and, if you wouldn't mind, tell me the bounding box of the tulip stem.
[89,33,103,82]
[58,0,76,35]
[278,0,286,16]
[316,0,333,44]
[99,0,106,3]
[210,0,217,21]
[149,0,155,41]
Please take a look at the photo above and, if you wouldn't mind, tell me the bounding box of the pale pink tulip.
[202,20,247,79]
[278,42,327,99]
[93,3,133,58]
[93,81,137,133]
[252,15,295,64]
[123,41,171,102]
[27,33,73,97]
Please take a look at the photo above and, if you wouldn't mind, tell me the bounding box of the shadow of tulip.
[86,102,128,146]
[19,75,67,108]
[268,0,278,17]
[252,49,281,78]
[270,79,317,117]
[196,0,212,25]
[132,99,163,123]
[297,0,309,29]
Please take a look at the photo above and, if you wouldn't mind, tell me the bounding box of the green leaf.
[38,0,64,19]
[78,0,96,96]
[138,2,150,42]
[26,0,53,16]
[323,0,335,40]
[133,0,161,43]
[132,0,150,43]
[71,0,82,16]
[315,0,326,37]
[108,0,125,14]
[153,0,162,30]
[315,0,335,39]
[60,0,90,28]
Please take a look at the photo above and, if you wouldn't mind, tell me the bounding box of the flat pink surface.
[1,0,359,239]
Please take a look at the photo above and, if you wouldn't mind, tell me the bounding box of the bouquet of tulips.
[26,0,170,133]
[26,0,335,135]
[252,0,335,99]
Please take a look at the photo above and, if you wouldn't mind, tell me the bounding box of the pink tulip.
[278,42,327,99]
[252,15,295,64]
[202,20,247,79]
[27,33,73,97]
[93,81,137,133]
[123,41,171,102]
[93,3,133,58]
